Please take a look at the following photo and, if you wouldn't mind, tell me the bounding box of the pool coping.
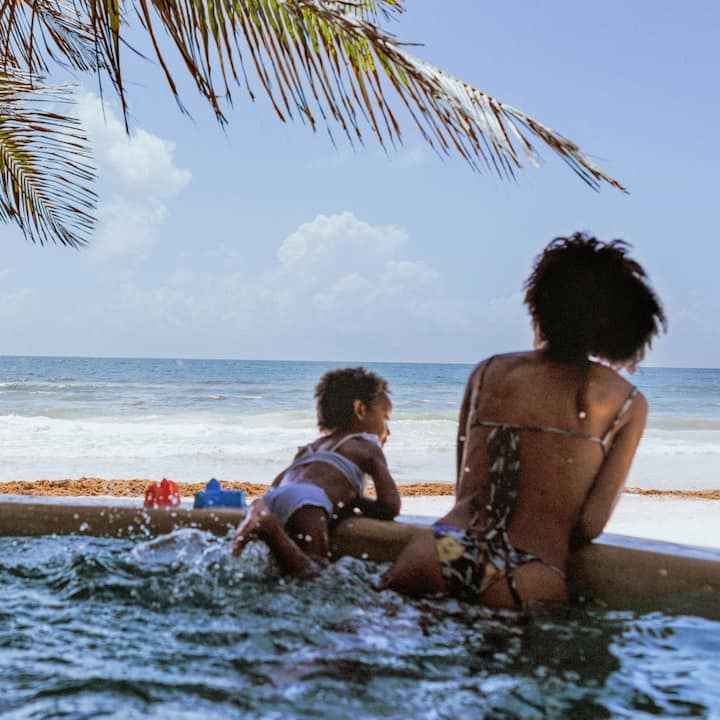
[1,499,718,619]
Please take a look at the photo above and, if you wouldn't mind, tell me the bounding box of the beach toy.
[193,478,246,509]
[144,478,181,508]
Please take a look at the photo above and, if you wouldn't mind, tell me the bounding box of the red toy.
[144,478,181,508]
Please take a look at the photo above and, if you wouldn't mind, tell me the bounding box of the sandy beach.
[1,477,718,551]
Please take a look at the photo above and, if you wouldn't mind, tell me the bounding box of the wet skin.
[232,394,400,572]
[381,351,648,608]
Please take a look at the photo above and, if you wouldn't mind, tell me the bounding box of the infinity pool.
[2,531,718,719]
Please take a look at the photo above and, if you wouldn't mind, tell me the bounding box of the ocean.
[2,358,720,719]
[0,356,717,491]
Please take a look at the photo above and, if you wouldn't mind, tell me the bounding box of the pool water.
[2,531,718,719]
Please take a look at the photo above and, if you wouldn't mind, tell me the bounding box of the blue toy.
[193,478,246,509]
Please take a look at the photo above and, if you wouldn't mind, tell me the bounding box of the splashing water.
[1,532,719,719]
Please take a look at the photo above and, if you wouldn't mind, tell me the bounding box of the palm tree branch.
[0,71,96,246]
[91,0,620,190]
[8,0,624,191]
[0,0,98,75]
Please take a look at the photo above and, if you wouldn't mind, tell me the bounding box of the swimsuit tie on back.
[435,357,638,607]
[436,424,565,606]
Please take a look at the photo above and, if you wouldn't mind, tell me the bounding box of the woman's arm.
[455,360,490,491]
[455,373,474,490]
[573,392,648,544]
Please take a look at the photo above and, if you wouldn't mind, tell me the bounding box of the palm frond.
[1,1,626,249]
[10,0,624,191]
[0,0,98,75]
[335,1,403,22]
[85,0,623,191]
[0,70,96,247]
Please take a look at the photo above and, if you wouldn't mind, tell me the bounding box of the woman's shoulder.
[584,362,648,429]
[587,360,642,398]
[467,351,534,379]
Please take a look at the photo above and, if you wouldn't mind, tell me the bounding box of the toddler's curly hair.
[315,367,389,432]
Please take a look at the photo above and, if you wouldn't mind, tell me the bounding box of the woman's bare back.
[446,351,646,571]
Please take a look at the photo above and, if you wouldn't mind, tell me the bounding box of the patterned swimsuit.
[433,359,637,608]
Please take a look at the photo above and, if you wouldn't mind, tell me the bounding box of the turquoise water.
[0,356,718,489]
[2,532,719,719]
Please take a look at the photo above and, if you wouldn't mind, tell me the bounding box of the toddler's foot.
[231,498,274,556]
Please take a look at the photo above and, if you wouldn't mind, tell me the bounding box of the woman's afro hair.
[524,233,666,365]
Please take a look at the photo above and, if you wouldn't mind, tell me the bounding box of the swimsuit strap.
[328,432,380,452]
[471,385,637,452]
[468,356,496,426]
[457,356,496,487]
[472,419,606,447]
[285,450,367,495]
[503,545,567,608]
[600,386,638,447]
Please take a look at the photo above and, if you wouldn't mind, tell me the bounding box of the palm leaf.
[0,0,98,75]
[1,0,626,247]
[0,70,96,247]
[81,0,623,191]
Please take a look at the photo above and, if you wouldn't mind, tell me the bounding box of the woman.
[381,233,666,609]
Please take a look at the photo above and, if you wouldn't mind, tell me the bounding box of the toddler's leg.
[285,506,330,563]
[232,499,318,576]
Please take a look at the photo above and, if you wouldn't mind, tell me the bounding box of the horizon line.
[0,353,714,371]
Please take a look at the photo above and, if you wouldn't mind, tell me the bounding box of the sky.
[1,1,719,366]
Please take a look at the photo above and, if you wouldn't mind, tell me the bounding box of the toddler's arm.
[361,444,401,519]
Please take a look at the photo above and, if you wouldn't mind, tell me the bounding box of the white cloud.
[74,92,191,258]
[277,211,406,273]
[264,212,432,324]
[202,211,530,359]
[95,196,169,256]
[28,208,531,361]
